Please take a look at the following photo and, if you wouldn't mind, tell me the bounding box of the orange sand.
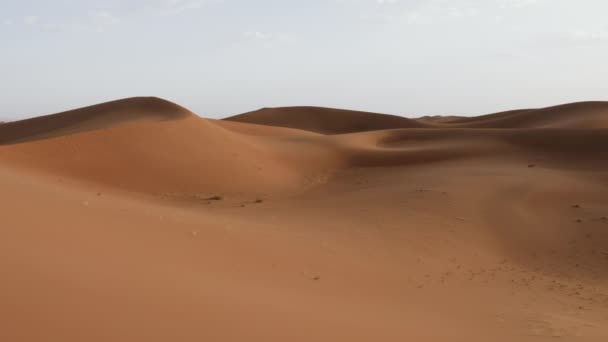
[1,97,607,341]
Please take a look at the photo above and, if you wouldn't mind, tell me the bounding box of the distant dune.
[415,115,466,124]
[225,101,608,135]
[434,101,608,128]
[224,106,428,134]
[2,98,608,341]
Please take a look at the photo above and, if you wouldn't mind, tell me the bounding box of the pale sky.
[2,0,608,120]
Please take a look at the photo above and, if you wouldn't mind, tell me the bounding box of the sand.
[1,97,607,341]
[225,106,428,134]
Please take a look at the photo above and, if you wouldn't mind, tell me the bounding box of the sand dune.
[435,101,608,128]
[0,98,342,195]
[211,118,320,137]
[0,97,192,145]
[225,101,608,135]
[225,106,428,134]
[2,98,608,341]
[416,115,467,124]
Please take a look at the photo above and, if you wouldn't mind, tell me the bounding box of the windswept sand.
[1,97,608,341]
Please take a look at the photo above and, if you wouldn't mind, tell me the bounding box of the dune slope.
[0,98,342,195]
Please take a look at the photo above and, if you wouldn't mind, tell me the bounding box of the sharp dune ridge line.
[0,97,193,145]
[1,97,608,341]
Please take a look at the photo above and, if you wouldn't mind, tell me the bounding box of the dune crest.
[0,97,192,145]
[226,101,608,134]
[433,101,608,128]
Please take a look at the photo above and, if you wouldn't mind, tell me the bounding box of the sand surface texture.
[2,97,608,341]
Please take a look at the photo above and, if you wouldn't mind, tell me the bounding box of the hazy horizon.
[2,0,608,120]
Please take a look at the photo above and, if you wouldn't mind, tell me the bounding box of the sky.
[1,0,608,120]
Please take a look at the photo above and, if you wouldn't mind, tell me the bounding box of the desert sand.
[1,97,608,341]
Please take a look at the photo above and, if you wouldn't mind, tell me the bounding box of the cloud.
[89,10,119,26]
[244,31,290,41]
[21,15,68,32]
[524,26,608,51]
[498,0,539,8]
[244,31,270,40]
[331,0,400,5]
[10,0,210,34]
[17,11,118,33]
[23,16,40,26]
[20,16,77,32]
[564,28,608,43]
[400,1,481,24]
[242,31,293,47]
[137,0,209,15]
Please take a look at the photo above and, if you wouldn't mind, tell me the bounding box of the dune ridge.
[0,97,192,145]
[224,106,428,134]
[226,101,608,133]
[427,101,608,128]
